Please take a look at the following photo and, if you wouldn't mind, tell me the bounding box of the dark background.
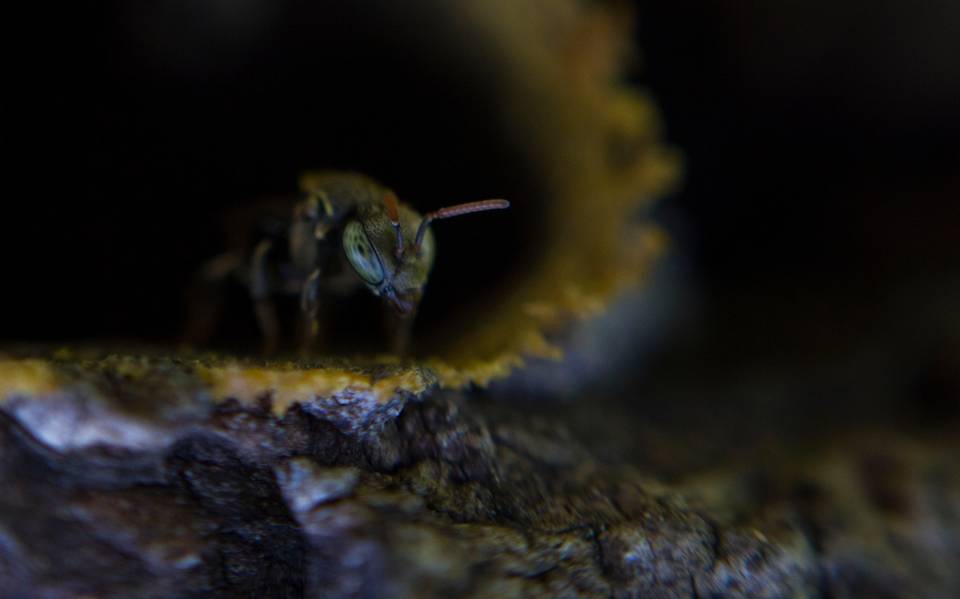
[5,1,959,390]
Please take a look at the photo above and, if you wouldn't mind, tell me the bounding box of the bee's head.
[342,192,509,316]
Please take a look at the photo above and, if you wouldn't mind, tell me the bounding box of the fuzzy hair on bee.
[185,172,509,355]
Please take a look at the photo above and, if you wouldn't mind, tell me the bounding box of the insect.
[187,172,509,354]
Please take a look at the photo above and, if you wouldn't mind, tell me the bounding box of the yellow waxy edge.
[0,360,61,398]
[0,357,434,419]
[195,364,433,416]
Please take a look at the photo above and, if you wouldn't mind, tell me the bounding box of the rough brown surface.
[1,354,957,598]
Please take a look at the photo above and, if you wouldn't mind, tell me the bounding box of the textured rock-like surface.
[1,354,957,597]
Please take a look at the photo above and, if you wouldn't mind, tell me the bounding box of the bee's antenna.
[383,191,404,258]
[414,199,511,253]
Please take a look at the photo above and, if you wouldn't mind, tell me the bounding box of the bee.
[187,172,509,354]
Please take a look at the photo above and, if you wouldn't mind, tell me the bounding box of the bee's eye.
[343,221,385,285]
[418,227,436,268]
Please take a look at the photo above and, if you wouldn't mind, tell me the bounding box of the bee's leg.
[384,309,416,356]
[298,268,323,355]
[182,251,243,349]
[250,239,280,355]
